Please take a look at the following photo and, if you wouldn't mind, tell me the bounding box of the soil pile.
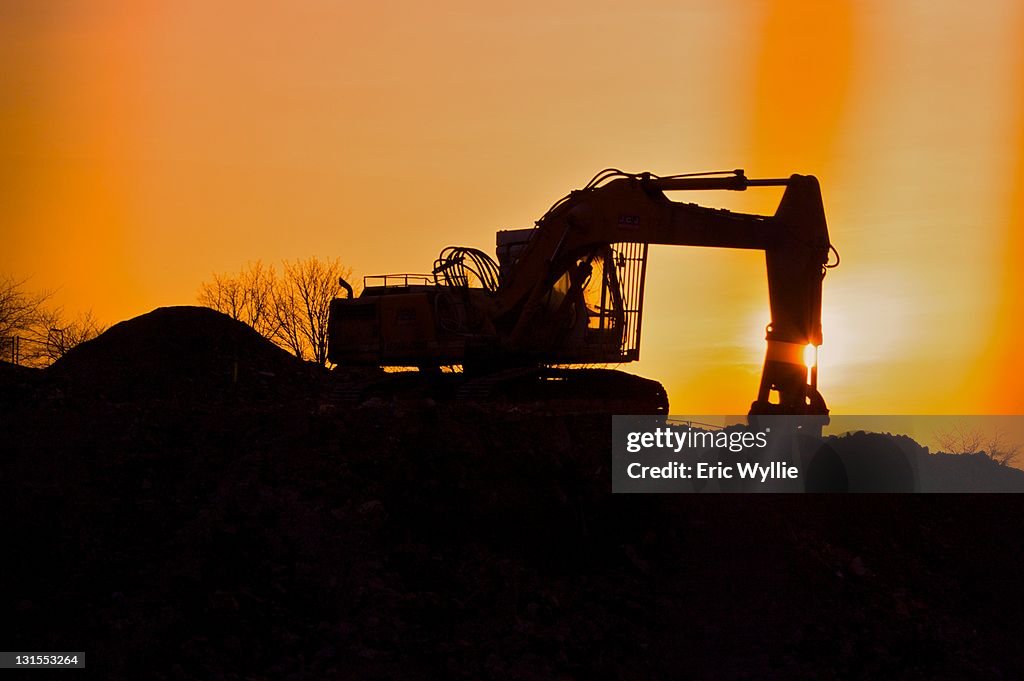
[46,306,320,401]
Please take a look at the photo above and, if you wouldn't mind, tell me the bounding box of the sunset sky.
[3,0,1023,414]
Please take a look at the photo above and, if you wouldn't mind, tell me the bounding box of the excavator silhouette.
[327,169,837,417]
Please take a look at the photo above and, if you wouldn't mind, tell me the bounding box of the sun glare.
[803,344,817,369]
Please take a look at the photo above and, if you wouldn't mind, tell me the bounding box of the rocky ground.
[2,307,1023,680]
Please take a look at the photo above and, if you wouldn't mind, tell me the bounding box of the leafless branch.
[0,275,53,341]
[935,422,1021,467]
[276,257,351,366]
[198,257,354,365]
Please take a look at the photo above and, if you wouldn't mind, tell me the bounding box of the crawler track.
[328,367,668,414]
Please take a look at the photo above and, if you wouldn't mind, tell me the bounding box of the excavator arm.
[490,170,834,416]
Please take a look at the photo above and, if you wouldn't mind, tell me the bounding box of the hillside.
[2,307,1023,680]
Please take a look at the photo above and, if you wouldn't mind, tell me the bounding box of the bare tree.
[274,257,352,366]
[241,262,279,339]
[0,277,106,366]
[198,258,354,365]
[935,422,1021,467]
[935,422,984,457]
[983,428,1021,467]
[197,272,246,320]
[197,261,280,339]
[0,275,52,341]
[23,308,106,365]
[270,283,303,361]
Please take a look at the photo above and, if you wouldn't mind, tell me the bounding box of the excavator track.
[328,367,668,414]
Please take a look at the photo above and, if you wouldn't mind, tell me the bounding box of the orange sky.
[2,0,1023,414]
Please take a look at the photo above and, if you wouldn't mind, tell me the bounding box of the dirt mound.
[46,306,321,401]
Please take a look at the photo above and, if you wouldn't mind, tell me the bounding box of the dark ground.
[2,307,1023,680]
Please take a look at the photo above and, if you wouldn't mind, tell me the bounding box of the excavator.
[327,169,837,417]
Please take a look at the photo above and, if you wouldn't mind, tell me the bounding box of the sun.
[803,343,817,370]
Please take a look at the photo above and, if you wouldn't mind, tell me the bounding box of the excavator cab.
[510,240,647,364]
